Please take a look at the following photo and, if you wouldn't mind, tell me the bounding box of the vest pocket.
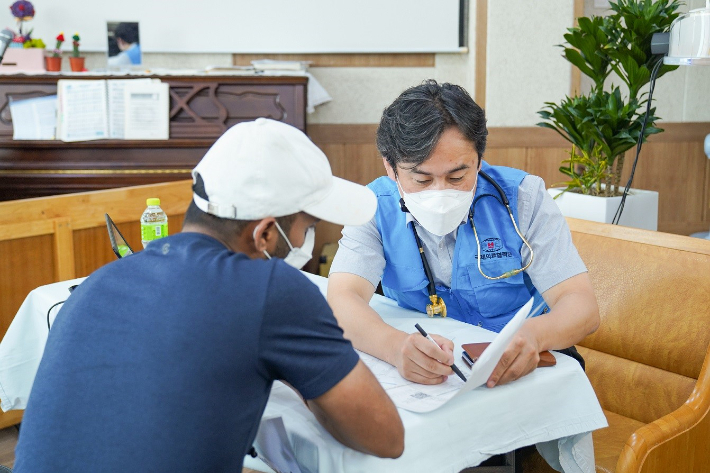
[467,263,530,324]
[382,262,429,292]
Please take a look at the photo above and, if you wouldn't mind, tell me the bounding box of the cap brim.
[302,177,377,226]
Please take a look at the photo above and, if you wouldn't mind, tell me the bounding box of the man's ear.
[383,158,397,182]
[251,217,277,252]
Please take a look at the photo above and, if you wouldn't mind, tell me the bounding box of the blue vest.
[368,162,547,332]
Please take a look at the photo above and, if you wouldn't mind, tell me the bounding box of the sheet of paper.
[254,416,303,473]
[106,78,155,139]
[123,81,169,140]
[452,297,535,399]
[10,95,57,140]
[56,80,108,142]
[361,297,536,413]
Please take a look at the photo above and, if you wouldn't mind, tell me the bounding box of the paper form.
[361,297,535,413]
[10,95,57,140]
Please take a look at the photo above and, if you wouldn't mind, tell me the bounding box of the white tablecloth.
[0,274,607,473]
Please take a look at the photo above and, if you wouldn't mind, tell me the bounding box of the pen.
[414,323,467,382]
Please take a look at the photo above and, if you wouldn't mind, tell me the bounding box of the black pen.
[414,323,467,382]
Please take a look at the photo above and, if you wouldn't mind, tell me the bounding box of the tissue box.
[0,48,45,73]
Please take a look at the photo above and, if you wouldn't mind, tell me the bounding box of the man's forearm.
[527,289,599,352]
[328,290,407,366]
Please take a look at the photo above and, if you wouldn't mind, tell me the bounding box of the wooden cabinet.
[0,74,308,201]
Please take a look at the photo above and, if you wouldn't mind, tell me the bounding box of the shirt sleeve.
[328,216,385,289]
[259,262,360,400]
[517,175,587,294]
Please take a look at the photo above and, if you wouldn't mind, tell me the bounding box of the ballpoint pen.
[414,323,467,382]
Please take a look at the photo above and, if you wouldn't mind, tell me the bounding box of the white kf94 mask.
[397,180,475,237]
[255,222,315,270]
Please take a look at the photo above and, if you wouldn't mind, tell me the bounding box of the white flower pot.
[547,187,658,231]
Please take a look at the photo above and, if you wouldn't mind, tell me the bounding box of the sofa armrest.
[617,344,710,473]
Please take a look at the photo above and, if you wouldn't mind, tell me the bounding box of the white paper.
[10,95,57,140]
[358,297,536,413]
[452,297,535,399]
[254,416,303,473]
[56,80,109,142]
[123,81,169,140]
[106,79,155,139]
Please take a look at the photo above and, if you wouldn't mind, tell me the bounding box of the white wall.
[73,1,710,126]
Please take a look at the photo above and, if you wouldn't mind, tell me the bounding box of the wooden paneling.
[306,123,710,264]
[0,235,54,338]
[474,0,488,107]
[233,53,435,68]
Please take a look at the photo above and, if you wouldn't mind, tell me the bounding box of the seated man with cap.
[13,118,404,472]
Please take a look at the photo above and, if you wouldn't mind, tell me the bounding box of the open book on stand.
[56,79,169,142]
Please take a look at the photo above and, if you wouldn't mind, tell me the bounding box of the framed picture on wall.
[107,22,142,69]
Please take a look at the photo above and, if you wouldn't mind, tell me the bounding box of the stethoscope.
[401,170,534,318]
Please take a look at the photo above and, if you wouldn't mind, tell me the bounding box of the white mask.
[397,179,475,237]
[275,222,315,269]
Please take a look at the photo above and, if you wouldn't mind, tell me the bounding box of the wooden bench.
[0,180,192,429]
[526,218,710,473]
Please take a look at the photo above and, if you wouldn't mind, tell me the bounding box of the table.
[0,274,607,473]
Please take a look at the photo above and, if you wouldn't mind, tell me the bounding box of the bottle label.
[141,222,169,242]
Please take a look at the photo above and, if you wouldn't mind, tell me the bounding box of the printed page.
[362,297,536,413]
[123,81,169,140]
[106,79,155,139]
[452,298,536,399]
[10,95,57,140]
[56,80,108,142]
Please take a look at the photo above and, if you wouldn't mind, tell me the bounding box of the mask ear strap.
[273,221,295,251]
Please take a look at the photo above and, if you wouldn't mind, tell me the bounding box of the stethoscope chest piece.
[426,294,447,318]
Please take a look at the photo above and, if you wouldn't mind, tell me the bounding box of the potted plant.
[68,32,84,72]
[44,32,63,72]
[537,0,681,230]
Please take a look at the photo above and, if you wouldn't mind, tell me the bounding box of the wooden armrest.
[617,344,710,473]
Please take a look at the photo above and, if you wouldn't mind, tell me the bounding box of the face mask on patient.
[256,223,315,270]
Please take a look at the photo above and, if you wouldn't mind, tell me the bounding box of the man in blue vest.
[328,81,599,388]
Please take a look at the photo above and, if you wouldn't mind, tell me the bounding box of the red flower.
[56,33,65,42]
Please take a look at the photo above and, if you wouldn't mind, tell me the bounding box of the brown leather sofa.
[525,218,710,473]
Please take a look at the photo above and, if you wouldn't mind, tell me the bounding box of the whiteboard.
[21,1,462,54]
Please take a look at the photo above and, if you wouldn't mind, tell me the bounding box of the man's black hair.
[114,23,139,45]
[376,80,487,174]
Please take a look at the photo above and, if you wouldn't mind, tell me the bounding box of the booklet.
[56,78,169,142]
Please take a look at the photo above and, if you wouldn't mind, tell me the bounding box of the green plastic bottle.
[140,198,168,248]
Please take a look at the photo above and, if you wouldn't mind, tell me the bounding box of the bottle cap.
[146,198,161,206]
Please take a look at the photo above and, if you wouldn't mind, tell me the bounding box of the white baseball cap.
[192,118,376,225]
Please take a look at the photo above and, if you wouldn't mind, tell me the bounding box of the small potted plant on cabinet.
[537,0,681,230]
[68,32,84,72]
[45,32,63,72]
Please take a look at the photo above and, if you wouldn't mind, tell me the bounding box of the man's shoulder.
[367,176,397,196]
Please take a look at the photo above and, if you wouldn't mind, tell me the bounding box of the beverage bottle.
[140,198,168,248]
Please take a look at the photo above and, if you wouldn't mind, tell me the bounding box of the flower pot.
[548,187,658,231]
[69,56,85,72]
[45,56,62,72]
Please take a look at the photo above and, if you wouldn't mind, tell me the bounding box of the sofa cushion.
[572,231,710,379]
[577,347,695,424]
[592,410,644,473]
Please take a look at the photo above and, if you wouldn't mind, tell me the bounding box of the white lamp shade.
[665,6,710,65]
